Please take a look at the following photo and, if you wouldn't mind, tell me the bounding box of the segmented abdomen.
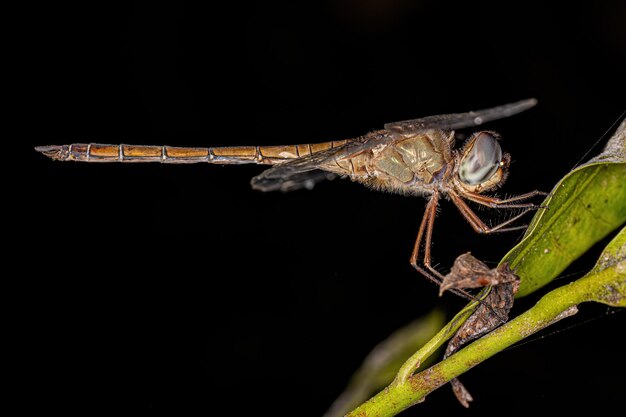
[35,141,348,165]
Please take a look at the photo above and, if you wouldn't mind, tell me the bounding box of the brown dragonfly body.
[36,99,545,300]
[38,130,454,194]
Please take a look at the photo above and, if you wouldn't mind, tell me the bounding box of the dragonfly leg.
[410,192,482,302]
[410,192,441,284]
[449,191,533,234]
[461,190,548,209]
[409,196,510,323]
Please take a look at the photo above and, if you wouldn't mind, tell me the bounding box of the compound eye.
[459,132,503,185]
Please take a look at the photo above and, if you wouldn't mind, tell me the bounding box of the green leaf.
[501,120,626,297]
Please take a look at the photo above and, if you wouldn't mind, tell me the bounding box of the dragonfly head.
[455,131,510,193]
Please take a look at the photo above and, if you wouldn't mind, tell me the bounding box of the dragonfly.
[36,99,545,301]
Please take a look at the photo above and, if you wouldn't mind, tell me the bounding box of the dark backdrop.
[22,1,625,415]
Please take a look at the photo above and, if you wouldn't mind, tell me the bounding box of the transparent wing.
[250,139,371,192]
[384,98,537,136]
[251,168,337,192]
[250,98,537,192]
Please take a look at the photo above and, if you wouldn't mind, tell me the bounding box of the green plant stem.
[347,255,625,417]
[394,300,478,382]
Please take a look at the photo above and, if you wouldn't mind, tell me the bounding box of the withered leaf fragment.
[439,252,519,296]
[441,253,520,407]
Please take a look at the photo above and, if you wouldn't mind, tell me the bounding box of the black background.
[21,1,625,415]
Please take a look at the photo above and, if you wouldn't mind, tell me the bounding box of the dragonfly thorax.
[360,130,454,195]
